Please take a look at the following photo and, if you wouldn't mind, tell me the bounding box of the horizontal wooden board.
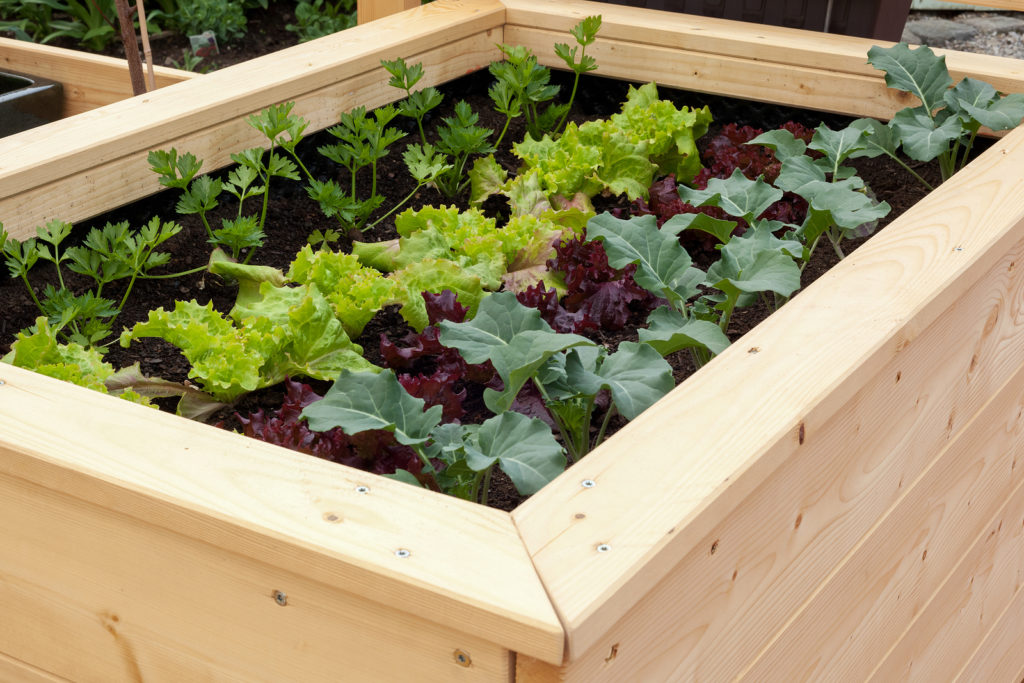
[0,0,505,237]
[0,30,499,239]
[513,121,1024,659]
[0,470,515,681]
[503,0,1024,116]
[936,0,1024,8]
[0,37,195,116]
[0,364,564,666]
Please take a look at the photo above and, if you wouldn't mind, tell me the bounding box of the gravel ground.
[909,10,1024,58]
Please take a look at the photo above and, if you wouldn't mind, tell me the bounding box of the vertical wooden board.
[0,37,195,115]
[869,450,1024,682]
[738,360,1024,680]
[0,31,500,238]
[358,0,421,24]
[512,216,1024,681]
[0,364,564,666]
[0,471,513,682]
[513,124,1024,659]
[955,580,1024,682]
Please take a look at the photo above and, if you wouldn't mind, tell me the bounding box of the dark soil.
[0,15,960,509]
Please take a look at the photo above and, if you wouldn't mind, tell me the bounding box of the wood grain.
[503,0,1024,102]
[0,652,69,682]
[0,470,515,681]
[0,364,564,666]
[0,37,195,116]
[513,123,1024,660]
[358,0,421,24]
[955,578,1024,682]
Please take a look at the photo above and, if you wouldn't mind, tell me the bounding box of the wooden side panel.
[0,37,195,116]
[0,364,564,667]
[0,470,514,682]
[0,0,504,238]
[358,0,422,24]
[503,0,1024,119]
[513,124,1024,665]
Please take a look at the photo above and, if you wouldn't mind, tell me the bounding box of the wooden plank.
[0,364,564,666]
[869,451,1024,681]
[503,0,1024,112]
[358,0,421,24]
[0,0,505,234]
[0,652,68,682]
[0,37,195,116]
[0,30,499,239]
[512,124,1024,659]
[0,470,515,681]
[955,580,1024,682]
[738,354,1024,679]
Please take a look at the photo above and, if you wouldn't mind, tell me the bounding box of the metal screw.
[581,479,596,488]
[0,379,5,385]
[954,246,964,252]
[273,590,288,606]
[453,650,472,667]
[395,548,411,558]
[596,543,611,553]
[355,485,370,494]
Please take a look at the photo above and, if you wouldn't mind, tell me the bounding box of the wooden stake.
[136,0,155,91]
[114,0,146,95]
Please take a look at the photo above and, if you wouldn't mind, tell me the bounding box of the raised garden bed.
[3,0,1024,680]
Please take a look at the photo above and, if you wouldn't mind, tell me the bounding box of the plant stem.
[138,264,209,279]
[19,273,44,313]
[828,230,846,260]
[592,403,616,453]
[479,467,492,507]
[368,182,425,229]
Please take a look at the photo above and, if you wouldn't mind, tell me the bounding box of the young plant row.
[2,37,1023,504]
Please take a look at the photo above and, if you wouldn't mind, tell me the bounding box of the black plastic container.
[0,70,64,138]
[592,0,913,41]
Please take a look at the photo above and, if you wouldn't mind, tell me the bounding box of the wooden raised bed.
[3,0,1024,679]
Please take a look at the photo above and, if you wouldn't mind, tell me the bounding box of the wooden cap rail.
[4,1,1024,679]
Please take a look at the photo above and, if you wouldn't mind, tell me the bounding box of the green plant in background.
[862,42,1024,187]
[168,47,207,72]
[551,14,601,134]
[286,0,355,42]
[0,0,58,42]
[170,0,247,43]
[0,0,118,50]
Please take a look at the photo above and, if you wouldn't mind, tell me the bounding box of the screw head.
[395,548,411,558]
[581,479,596,488]
[596,543,611,553]
[273,590,288,606]
[0,379,5,386]
[453,649,472,667]
[355,485,370,494]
